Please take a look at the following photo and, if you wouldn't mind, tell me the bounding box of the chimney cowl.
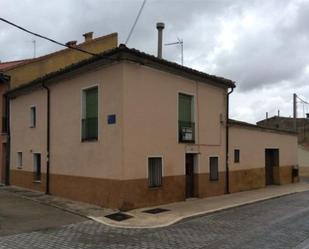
[83,32,94,42]
[65,40,77,47]
[156,22,165,30]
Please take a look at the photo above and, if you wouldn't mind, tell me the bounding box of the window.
[178,93,194,143]
[33,153,41,181]
[148,157,162,187]
[30,106,36,128]
[17,152,22,169]
[82,86,98,141]
[209,156,219,181]
[234,149,240,163]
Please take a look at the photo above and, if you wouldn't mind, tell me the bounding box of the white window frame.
[17,152,22,169]
[80,84,100,142]
[146,155,164,188]
[30,105,36,128]
[209,155,220,181]
[177,91,197,143]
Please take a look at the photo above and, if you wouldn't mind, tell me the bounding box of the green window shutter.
[179,93,192,122]
[85,87,98,118]
[82,87,98,141]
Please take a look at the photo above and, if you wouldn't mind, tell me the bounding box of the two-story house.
[6,44,298,210]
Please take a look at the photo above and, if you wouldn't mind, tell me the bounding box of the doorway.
[265,149,279,185]
[185,153,196,198]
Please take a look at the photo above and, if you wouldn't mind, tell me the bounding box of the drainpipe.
[225,86,234,194]
[4,94,10,185]
[42,83,50,195]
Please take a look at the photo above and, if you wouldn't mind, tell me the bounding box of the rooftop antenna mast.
[165,37,183,65]
[32,39,36,58]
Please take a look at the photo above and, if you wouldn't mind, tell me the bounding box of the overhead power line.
[125,0,147,45]
[0,17,116,60]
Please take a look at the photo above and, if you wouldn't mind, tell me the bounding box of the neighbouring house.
[0,32,117,184]
[257,116,309,176]
[0,73,10,184]
[229,120,298,192]
[6,44,298,210]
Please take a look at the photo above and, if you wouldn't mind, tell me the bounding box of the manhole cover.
[105,212,132,222]
[143,208,170,214]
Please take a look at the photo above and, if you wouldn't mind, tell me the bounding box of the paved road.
[0,190,86,236]
[1,191,309,248]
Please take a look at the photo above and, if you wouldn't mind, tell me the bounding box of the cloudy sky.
[1,0,309,123]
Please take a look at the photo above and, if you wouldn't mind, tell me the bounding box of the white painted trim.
[177,91,197,144]
[208,155,220,180]
[146,155,164,187]
[184,152,199,175]
[80,84,100,142]
[17,151,22,169]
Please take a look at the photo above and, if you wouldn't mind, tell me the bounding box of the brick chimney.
[65,40,77,47]
[83,32,93,42]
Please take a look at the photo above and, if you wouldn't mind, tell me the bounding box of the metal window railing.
[82,117,98,141]
[178,121,195,143]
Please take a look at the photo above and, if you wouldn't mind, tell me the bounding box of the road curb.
[89,189,309,229]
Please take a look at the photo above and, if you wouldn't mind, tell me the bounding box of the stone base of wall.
[10,170,186,210]
[299,167,309,177]
[10,166,296,210]
[194,172,226,198]
[229,168,265,193]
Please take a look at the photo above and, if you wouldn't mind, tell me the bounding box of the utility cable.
[125,0,147,45]
[0,17,116,60]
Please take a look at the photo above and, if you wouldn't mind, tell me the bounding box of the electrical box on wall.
[107,114,116,124]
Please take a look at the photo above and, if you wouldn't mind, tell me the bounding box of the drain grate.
[143,208,170,214]
[105,212,133,222]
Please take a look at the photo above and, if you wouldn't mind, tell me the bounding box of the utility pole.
[293,93,297,131]
[165,37,183,65]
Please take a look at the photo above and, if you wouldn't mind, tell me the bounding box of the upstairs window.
[30,106,36,128]
[82,86,98,141]
[178,93,194,143]
[234,149,240,163]
[148,157,163,188]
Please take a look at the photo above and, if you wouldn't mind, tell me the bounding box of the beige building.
[7,45,298,210]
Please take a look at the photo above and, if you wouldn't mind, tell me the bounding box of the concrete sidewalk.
[93,182,309,228]
[1,182,309,229]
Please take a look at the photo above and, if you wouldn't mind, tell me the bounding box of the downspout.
[4,94,10,185]
[42,83,50,195]
[225,86,234,194]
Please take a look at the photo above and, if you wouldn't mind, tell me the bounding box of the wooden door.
[185,154,195,198]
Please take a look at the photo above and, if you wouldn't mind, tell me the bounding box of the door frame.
[185,153,198,198]
[265,148,279,185]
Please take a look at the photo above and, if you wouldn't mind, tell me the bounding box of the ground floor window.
[17,152,22,169]
[148,157,162,187]
[33,153,41,181]
[234,149,240,163]
[209,156,219,181]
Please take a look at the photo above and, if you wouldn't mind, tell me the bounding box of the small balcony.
[178,121,195,143]
[82,117,98,141]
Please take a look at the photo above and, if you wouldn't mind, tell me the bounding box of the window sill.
[148,185,163,190]
[81,138,98,143]
[178,140,195,144]
[33,180,41,184]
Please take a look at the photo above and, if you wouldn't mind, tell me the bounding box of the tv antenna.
[165,37,183,65]
[32,39,36,58]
